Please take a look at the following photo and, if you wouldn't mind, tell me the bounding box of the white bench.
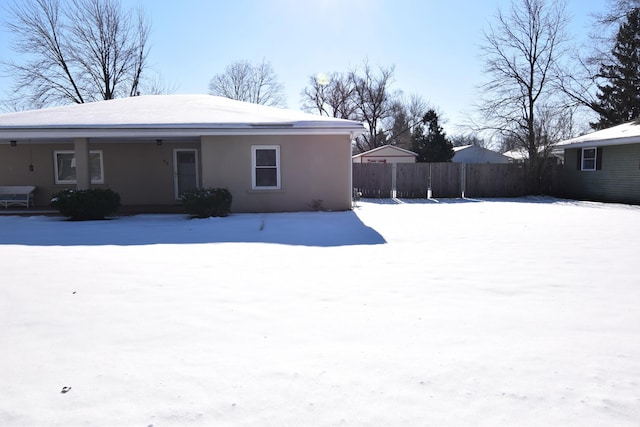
[0,186,36,208]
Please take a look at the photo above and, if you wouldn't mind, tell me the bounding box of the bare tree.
[479,0,570,191]
[208,59,286,107]
[351,63,398,152]
[301,72,358,119]
[386,94,430,150]
[2,0,150,107]
[301,62,430,153]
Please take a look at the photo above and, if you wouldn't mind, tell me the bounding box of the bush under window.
[181,188,232,218]
[51,188,121,220]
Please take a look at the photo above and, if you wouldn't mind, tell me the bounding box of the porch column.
[74,138,91,190]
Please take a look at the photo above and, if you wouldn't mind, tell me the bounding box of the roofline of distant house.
[352,144,418,158]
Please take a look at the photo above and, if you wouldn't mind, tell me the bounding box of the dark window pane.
[57,153,76,181]
[255,168,277,187]
[256,149,276,166]
[89,152,102,181]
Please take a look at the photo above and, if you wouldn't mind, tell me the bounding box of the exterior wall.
[563,144,640,204]
[201,134,352,212]
[95,141,201,205]
[1,135,352,212]
[0,141,200,207]
[0,143,58,207]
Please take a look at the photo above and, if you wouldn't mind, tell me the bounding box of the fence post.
[460,163,466,198]
[391,163,397,198]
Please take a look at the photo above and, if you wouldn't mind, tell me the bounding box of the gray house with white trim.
[556,119,640,204]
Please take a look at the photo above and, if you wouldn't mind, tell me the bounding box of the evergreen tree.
[411,110,454,162]
[592,7,640,129]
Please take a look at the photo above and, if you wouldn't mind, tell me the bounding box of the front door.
[174,149,199,199]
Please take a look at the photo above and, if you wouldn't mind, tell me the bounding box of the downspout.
[349,131,354,209]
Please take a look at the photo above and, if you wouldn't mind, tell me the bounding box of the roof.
[502,146,564,160]
[452,144,473,152]
[352,144,418,158]
[0,94,365,141]
[556,119,640,148]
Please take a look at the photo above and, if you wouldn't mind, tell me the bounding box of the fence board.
[396,163,428,197]
[353,163,393,198]
[465,163,526,197]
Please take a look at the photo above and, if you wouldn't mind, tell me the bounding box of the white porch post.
[74,138,91,190]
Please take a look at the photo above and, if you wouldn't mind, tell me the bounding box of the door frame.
[173,148,199,200]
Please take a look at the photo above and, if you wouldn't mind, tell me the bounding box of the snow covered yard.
[1,197,639,426]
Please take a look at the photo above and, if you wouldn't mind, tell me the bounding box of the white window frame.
[581,147,597,171]
[251,145,281,190]
[53,150,104,184]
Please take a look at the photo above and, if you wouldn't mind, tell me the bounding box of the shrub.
[51,188,121,220]
[181,188,232,218]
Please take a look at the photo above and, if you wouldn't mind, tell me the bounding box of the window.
[579,147,602,171]
[54,150,104,184]
[582,148,596,171]
[252,145,280,189]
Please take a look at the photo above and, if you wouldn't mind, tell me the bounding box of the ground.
[1,197,639,426]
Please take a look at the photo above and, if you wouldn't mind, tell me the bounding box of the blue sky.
[0,0,606,134]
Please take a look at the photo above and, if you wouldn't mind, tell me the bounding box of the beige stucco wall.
[201,134,353,212]
[1,134,352,212]
[0,141,200,207]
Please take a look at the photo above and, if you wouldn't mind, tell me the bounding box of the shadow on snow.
[0,210,386,247]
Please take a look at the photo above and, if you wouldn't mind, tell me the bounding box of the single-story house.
[451,144,509,164]
[0,95,365,212]
[555,119,640,205]
[503,147,564,165]
[352,145,418,164]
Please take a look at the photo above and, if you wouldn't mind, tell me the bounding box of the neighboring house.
[0,95,365,212]
[503,147,564,165]
[556,119,640,204]
[352,145,417,164]
[451,144,509,164]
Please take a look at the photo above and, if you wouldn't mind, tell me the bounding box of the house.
[555,119,640,205]
[451,144,509,164]
[352,145,417,164]
[502,147,564,165]
[0,95,365,212]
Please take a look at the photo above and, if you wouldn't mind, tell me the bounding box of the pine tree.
[592,8,640,130]
[411,110,454,162]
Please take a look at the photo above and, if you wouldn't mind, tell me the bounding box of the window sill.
[247,188,284,194]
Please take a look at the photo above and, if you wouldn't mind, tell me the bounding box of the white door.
[174,149,199,199]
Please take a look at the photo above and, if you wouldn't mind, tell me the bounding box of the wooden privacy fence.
[353,163,532,198]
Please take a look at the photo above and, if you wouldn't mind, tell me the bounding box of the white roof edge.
[555,136,639,149]
[0,126,365,140]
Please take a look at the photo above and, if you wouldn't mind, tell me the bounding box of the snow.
[1,197,640,426]
[556,118,640,148]
[0,94,364,131]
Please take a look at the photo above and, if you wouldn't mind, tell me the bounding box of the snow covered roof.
[556,119,640,148]
[352,144,418,158]
[0,94,365,141]
[452,144,473,152]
